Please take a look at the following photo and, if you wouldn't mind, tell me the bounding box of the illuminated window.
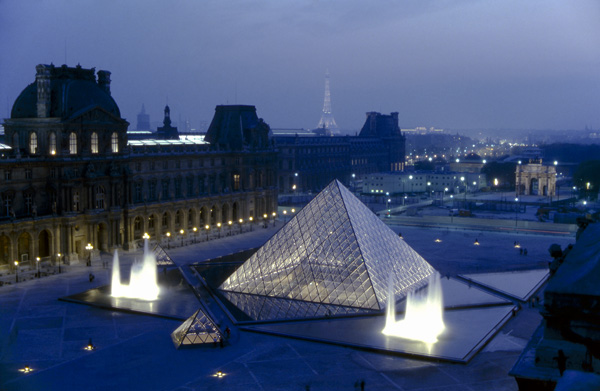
[233,174,240,191]
[111,132,119,153]
[49,132,56,155]
[91,132,99,154]
[69,133,77,155]
[29,132,38,154]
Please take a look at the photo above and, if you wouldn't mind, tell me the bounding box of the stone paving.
[0,220,575,390]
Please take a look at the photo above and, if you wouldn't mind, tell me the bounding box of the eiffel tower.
[316,72,339,135]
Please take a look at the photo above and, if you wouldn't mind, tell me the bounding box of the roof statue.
[171,308,223,348]
[219,180,435,321]
[315,72,339,135]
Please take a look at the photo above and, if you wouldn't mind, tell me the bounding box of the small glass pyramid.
[219,180,435,321]
[171,308,223,348]
[153,244,175,266]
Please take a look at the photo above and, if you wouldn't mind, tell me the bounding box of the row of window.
[24,131,119,155]
[132,174,245,203]
[133,157,228,172]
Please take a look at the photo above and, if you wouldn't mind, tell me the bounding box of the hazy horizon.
[1,0,599,132]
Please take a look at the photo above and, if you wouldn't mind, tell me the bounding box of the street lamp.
[166,232,171,249]
[85,243,93,266]
[14,260,19,283]
[385,192,390,211]
[36,257,41,278]
[228,220,232,235]
[239,218,243,233]
[143,232,150,240]
[272,212,276,226]
[205,225,210,241]
[180,229,184,246]
[217,223,222,238]
[57,253,62,273]
[193,227,197,243]
[515,197,519,227]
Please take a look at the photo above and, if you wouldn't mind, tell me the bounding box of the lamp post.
[460,176,466,208]
[515,197,519,227]
[14,260,19,283]
[239,218,243,234]
[85,243,93,267]
[217,223,222,238]
[179,229,184,246]
[249,216,253,231]
[36,257,40,278]
[228,220,232,235]
[57,253,62,274]
[385,192,390,212]
[166,232,171,249]
[193,227,197,243]
[272,212,276,226]
[205,225,210,241]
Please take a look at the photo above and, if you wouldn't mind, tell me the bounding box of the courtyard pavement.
[0,219,575,390]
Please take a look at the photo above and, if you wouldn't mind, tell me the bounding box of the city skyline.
[1,0,599,132]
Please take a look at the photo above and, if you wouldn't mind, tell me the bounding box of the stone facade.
[274,112,406,193]
[515,159,556,197]
[0,64,277,270]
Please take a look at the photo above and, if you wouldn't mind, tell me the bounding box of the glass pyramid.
[219,180,435,321]
[171,308,223,348]
[153,244,175,266]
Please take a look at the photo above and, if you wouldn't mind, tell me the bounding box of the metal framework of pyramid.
[219,180,435,322]
[171,308,223,348]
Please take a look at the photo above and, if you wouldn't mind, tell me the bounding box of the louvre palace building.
[1,64,277,269]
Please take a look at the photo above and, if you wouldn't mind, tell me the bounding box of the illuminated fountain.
[111,239,160,301]
[382,272,445,344]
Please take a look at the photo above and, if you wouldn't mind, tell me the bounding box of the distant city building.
[449,154,485,174]
[273,111,405,193]
[1,64,277,268]
[314,72,339,135]
[362,171,486,195]
[136,104,150,131]
[515,159,556,197]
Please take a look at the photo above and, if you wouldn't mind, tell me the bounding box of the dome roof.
[11,64,121,119]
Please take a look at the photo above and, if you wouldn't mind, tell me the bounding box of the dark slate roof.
[546,223,600,297]
[11,64,121,119]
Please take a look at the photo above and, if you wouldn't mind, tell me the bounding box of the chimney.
[97,70,111,95]
[36,64,51,118]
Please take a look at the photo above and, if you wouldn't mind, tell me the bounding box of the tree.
[573,160,600,200]
[481,162,517,189]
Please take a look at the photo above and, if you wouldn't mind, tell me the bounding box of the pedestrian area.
[0,221,575,390]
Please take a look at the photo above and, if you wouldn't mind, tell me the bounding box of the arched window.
[91,132,99,154]
[111,132,119,153]
[29,132,38,154]
[69,133,77,155]
[49,132,56,155]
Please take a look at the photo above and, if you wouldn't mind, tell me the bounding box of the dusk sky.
[1,0,599,133]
